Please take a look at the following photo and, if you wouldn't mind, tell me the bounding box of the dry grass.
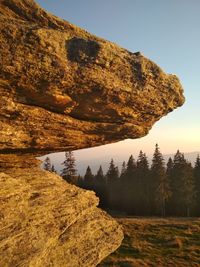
[98,217,200,267]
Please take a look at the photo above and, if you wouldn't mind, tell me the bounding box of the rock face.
[0,155,123,267]
[0,0,185,266]
[0,0,184,153]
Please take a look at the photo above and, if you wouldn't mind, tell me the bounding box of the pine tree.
[180,161,194,217]
[151,144,170,216]
[168,150,184,215]
[84,166,94,190]
[122,155,137,214]
[61,151,77,184]
[51,165,56,173]
[194,155,200,215]
[95,166,106,207]
[169,150,194,216]
[43,157,52,171]
[166,157,173,177]
[136,151,150,215]
[126,155,136,179]
[120,161,126,178]
[77,175,83,187]
[95,166,104,183]
[106,159,119,182]
[106,159,119,210]
[166,157,173,214]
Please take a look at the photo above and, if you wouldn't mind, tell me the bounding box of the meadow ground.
[98,217,200,267]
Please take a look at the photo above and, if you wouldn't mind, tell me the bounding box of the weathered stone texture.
[0,0,185,266]
[0,0,184,154]
[0,159,123,267]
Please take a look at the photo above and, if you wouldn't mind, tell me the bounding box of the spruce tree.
[43,157,52,171]
[84,166,94,190]
[120,161,126,178]
[95,166,104,183]
[51,165,56,173]
[126,155,136,179]
[194,155,200,215]
[106,159,119,182]
[122,155,136,214]
[151,144,170,216]
[181,161,194,217]
[169,150,194,216]
[136,151,150,215]
[61,151,77,184]
[95,166,106,207]
[106,159,119,210]
[168,150,183,215]
[166,157,173,177]
[166,157,173,214]
[77,175,83,187]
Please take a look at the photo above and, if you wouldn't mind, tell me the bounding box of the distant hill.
[39,151,200,176]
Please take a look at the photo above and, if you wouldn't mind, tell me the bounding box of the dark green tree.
[126,155,136,179]
[77,175,83,187]
[106,159,119,182]
[166,157,173,177]
[151,144,170,216]
[61,151,77,184]
[51,165,57,173]
[194,155,200,215]
[122,155,137,214]
[120,161,126,178]
[84,166,94,190]
[43,157,52,171]
[168,150,184,215]
[95,165,104,183]
[181,161,195,217]
[136,151,150,215]
[165,157,173,214]
[106,159,119,210]
[169,150,194,216]
[95,166,106,207]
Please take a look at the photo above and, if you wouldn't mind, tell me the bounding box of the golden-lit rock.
[0,155,123,267]
[0,0,184,154]
[0,0,185,266]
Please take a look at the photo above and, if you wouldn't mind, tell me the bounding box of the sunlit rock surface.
[0,0,184,266]
[0,0,184,154]
[0,155,123,267]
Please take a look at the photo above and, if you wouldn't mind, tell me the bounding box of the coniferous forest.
[43,144,200,217]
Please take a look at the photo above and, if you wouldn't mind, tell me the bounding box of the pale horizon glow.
[36,0,200,158]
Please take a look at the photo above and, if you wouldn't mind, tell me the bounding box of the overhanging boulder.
[0,0,184,266]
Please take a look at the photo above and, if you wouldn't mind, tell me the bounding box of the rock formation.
[0,0,184,153]
[0,0,184,266]
[0,155,123,267]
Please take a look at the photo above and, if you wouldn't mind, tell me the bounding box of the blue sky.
[36,0,200,157]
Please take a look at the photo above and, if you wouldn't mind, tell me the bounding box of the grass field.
[98,217,200,267]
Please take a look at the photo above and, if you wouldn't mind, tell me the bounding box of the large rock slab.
[0,155,123,267]
[0,0,184,154]
[0,0,185,266]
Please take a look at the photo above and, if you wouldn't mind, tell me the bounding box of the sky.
[36,0,200,166]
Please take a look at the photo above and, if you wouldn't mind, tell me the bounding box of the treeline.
[43,145,200,217]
